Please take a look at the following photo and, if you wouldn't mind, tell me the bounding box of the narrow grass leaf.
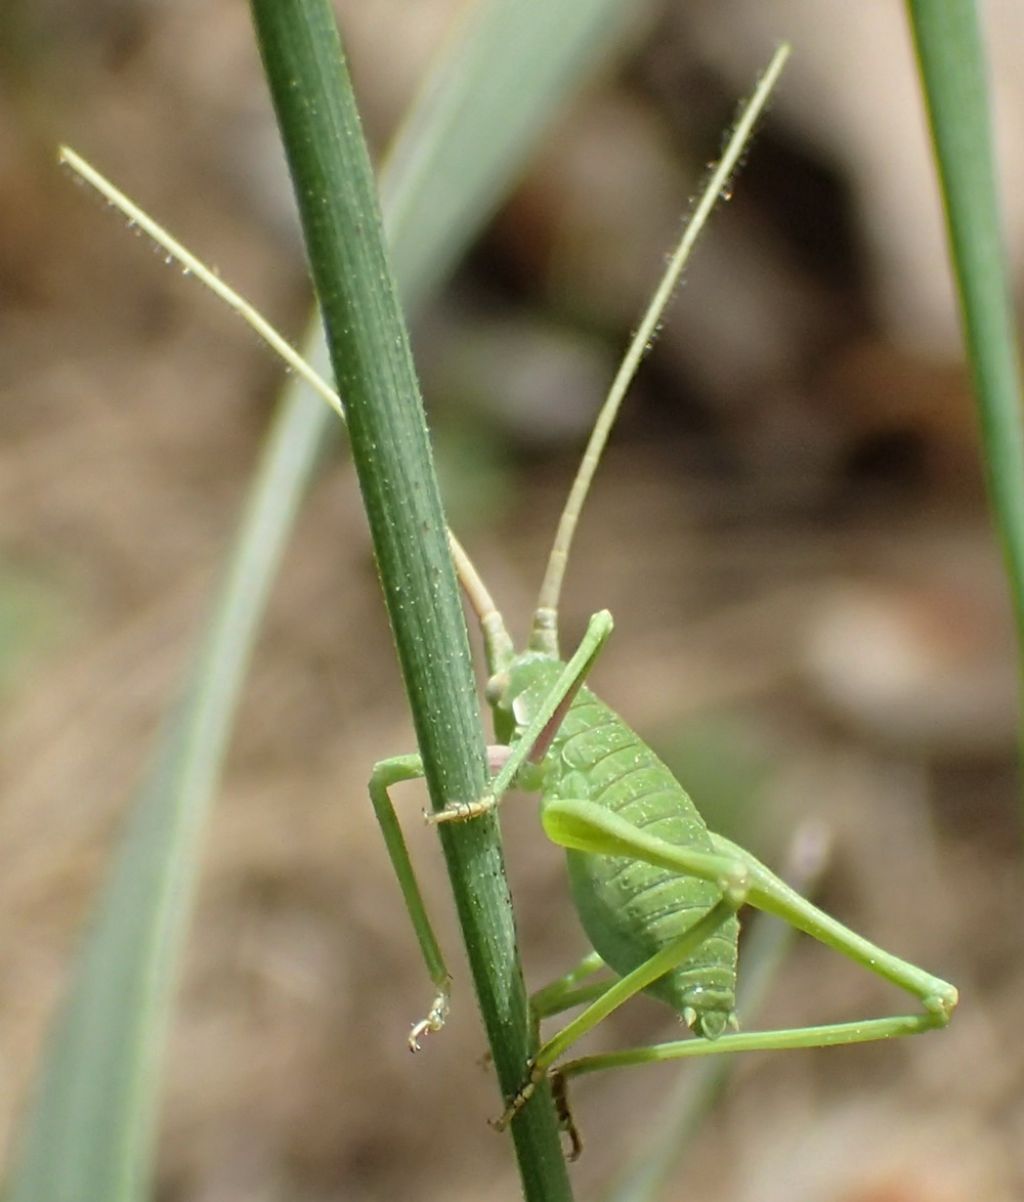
[905,2,1024,783]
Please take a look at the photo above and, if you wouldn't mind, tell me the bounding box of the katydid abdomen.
[505,654,739,1040]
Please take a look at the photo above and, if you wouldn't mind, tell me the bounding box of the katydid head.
[485,616,609,770]
[485,651,561,753]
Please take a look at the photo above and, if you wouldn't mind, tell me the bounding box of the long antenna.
[529,43,790,657]
[59,145,515,672]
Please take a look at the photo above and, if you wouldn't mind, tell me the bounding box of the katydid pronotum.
[60,44,956,1161]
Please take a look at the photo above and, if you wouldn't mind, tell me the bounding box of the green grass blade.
[905,3,1024,741]
[248,1,573,1194]
[6,2,635,1201]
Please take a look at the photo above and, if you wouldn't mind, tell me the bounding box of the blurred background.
[2,1,1023,1199]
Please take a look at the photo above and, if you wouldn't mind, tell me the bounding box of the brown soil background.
[2,3,1023,1200]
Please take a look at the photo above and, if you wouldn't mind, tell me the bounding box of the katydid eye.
[485,671,509,706]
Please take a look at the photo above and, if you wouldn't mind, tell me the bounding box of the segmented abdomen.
[528,666,738,1037]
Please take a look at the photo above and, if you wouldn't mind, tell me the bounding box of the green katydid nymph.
[60,42,956,1162]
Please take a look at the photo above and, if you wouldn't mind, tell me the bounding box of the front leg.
[368,755,452,1050]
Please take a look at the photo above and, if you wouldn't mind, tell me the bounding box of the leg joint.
[424,795,496,825]
[717,862,750,909]
[924,982,959,1026]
